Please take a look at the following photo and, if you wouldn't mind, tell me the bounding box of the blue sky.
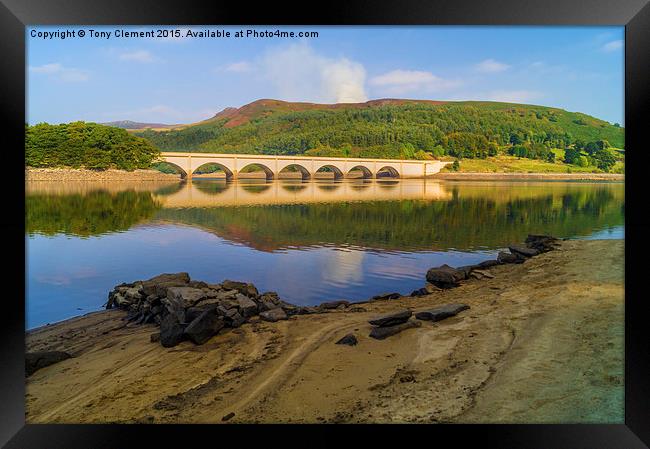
[27,26,624,125]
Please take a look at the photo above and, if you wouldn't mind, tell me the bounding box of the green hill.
[135,99,624,161]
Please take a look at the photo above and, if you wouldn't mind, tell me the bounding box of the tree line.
[26,122,160,170]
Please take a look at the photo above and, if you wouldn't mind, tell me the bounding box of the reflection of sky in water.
[27,224,500,329]
[26,180,625,330]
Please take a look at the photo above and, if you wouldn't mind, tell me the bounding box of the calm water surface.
[26,178,624,329]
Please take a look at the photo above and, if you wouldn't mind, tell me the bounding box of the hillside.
[134,99,624,163]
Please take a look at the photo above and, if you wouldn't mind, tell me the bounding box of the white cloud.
[119,50,156,63]
[29,63,89,82]
[602,40,623,52]
[261,43,368,103]
[483,90,542,103]
[222,61,253,73]
[369,69,461,95]
[475,59,510,73]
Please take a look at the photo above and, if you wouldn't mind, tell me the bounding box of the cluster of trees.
[135,102,624,161]
[26,122,160,170]
[508,142,556,163]
[564,139,618,171]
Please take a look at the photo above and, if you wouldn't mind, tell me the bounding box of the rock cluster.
[418,234,559,292]
[105,273,314,347]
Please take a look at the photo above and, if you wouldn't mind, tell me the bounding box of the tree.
[451,160,460,171]
[563,147,581,164]
[593,149,616,172]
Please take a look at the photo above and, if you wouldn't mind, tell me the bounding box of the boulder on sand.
[415,303,470,322]
[259,308,288,322]
[166,287,208,308]
[426,264,467,288]
[368,310,412,327]
[25,351,72,377]
[369,320,421,340]
[184,311,225,345]
[336,334,358,346]
[236,295,258,318]
[318,300,350,310]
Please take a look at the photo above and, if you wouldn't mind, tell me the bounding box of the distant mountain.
[133,98,624,159]
[102,120,181,130]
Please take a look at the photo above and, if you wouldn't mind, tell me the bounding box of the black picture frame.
[2,0,649,447]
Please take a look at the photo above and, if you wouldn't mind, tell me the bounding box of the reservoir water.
[26,178,624,329]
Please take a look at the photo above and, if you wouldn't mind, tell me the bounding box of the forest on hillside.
[135,102,624,167]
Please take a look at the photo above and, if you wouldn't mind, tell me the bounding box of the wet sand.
[25,239,624,424]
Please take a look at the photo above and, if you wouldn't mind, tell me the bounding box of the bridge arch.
[278,164,311,180]
[315,164,344,179]
[154,161,188,179]
[347,165,374,179]
[192,162,234,180]
[239,163,274,180]
[376,165,400,179]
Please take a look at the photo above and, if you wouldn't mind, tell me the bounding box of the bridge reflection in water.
[154,179,452,208]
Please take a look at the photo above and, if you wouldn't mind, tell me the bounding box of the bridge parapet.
[159,152,451,179]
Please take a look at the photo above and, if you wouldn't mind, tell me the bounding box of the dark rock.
[297,306,319,314]
[426,264,466,288]
[236,295,258,317]
[415,303,470,322]
[258,299,278,312]
[369,320,421,340]
[184,311,225,345]
[185,305,218,323]
[318,300,350,310]
[160,313,187,348]
[497,251,525,264]
[141,272,190,297]
[336,334,358,346]
[222,280,258,298]
[188,280,209,289]
[476,259,500,269]
[224,311,245,328]
[259,308,288,322]
[368,310,412,327]
[371,292,400,301]
[222,412,235,422]
[25,351,72,376]
[166,287,207,308]
[150,332,160,343]
[259,291,281,305]
[509,244,539,258]
[410,288,428,297]
[455,265,474,278]
[525,234,560,253]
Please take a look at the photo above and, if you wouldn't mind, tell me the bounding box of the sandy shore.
[25,239,624,424]
[26,167,182,181]
[432,172,624,181]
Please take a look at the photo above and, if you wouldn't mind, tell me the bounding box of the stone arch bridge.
[159,152,451,180]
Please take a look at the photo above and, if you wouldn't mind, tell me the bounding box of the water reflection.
[27,179,625,250]
[26,178,624,328]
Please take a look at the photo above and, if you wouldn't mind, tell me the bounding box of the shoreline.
[432,172,624,181]
[25,239,624,424]
[26,167,182,182]
[26,167,623,182]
